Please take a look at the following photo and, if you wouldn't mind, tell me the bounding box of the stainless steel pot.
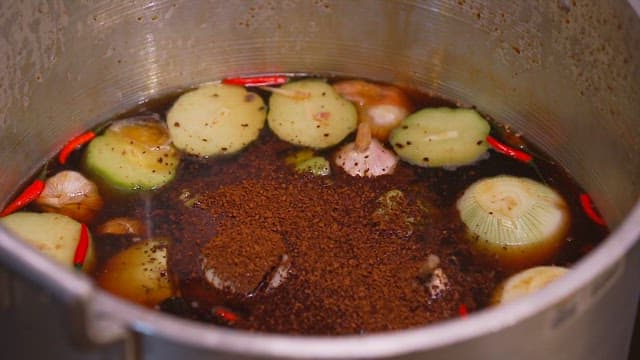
[1,1,639,359]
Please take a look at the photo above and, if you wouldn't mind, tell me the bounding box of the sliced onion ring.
[456,175,570,270]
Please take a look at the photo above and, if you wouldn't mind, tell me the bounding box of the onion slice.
[492,266,569,304]
[98,238,172,307]
[456,175,570,269]
[333,79,412,141]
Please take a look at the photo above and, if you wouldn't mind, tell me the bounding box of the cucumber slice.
[267,79,357,148]
[167,84,266,157]
[98,238,172,307]
[389,108,490,168]
[84,118,180,191]
[492,266,568,304]
[0,212,95,272]
[456,175,570,269]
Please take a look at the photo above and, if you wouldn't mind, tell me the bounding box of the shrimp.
[333,79,412,141]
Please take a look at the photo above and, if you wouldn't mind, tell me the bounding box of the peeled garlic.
[36,170,103,223]
[335,122,398,177]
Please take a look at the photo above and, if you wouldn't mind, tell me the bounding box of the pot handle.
[68,293,139,359]
[0,228,137,358]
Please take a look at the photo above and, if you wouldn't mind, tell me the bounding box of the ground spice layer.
[154,132,501,335]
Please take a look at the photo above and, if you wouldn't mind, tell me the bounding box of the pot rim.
[83,200,640,359]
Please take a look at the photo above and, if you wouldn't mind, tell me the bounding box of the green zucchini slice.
[84,117,180,191]
[267,79,357,148]
[167,83,266,157]
[1,212,95,272]
[389,107,490,168]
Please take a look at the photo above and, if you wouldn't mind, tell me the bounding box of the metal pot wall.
[1,1,639,359]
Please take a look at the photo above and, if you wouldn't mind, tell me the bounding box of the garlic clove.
[36,170,103,223]
[335,139,398,177]
[336,122,398,177]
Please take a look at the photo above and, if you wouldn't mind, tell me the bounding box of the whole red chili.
[486,135,533,163]
[458,304,469,318]
[73,223,90,269]
[579,193,606,226]
[0,179,46,217]
[213,307,239,323]
[222,75,289,87]
[59,131,96,165]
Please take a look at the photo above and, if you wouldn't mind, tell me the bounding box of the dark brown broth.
[21,76,608,334]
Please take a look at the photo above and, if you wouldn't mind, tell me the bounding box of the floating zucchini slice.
[456,175,570,269]
[167,83,266,157]
[492,266,569,304]
[267,79,358,148]
[0,212,95,272]
[98,238,172,307]
[389,107,490,168]
[85,117,180,191]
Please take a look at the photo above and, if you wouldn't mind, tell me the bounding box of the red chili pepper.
[580,243,594,255]
[458,304,468,318]
[222,75,289,87]
[59,131,96,165]
[486,135,533,163]
[579,193,606,226]
[0,179,46,217]
[73,223,90,269]
[213,307,239,323]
